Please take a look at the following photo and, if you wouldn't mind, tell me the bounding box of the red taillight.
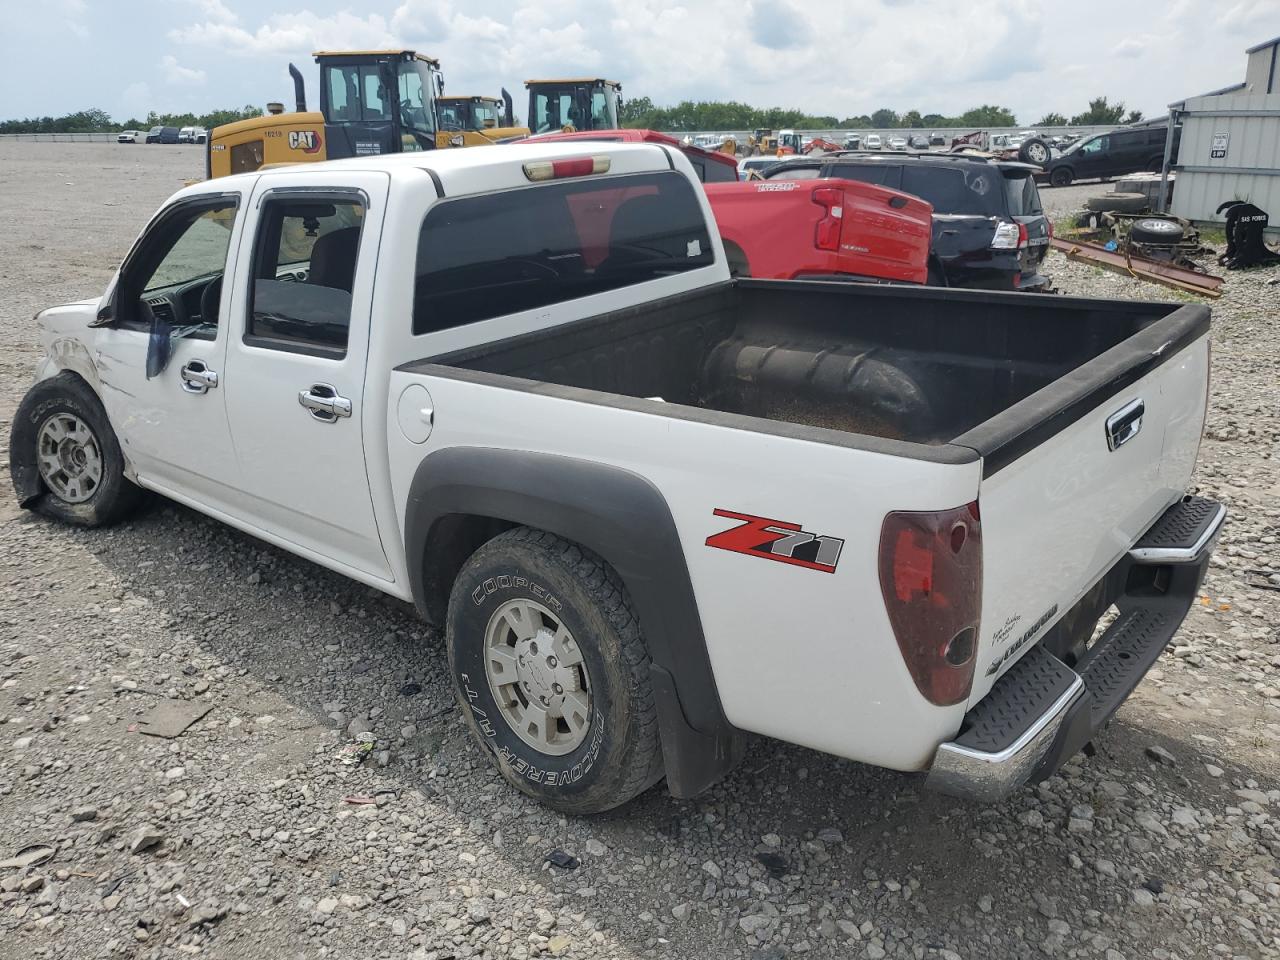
[878,502,982,706]
[1018,222,1028,247]
[812,186,843,251]
[1047,220,1054,239]
[523,155,611,181]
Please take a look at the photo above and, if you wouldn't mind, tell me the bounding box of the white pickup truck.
[11,142,1224,814]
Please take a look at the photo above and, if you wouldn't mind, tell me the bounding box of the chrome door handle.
[298,383,352,422]
[1105,398,1144,451]
[180,359,219,394]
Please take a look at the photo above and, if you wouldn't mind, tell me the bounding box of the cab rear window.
[412,171,713,334]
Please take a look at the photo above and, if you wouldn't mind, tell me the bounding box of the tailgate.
[960,309,1211,703]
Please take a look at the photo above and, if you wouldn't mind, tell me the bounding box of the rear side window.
[828,163,899,187]
[412,171,713,334]
[767,167,821,181]
[1002,172,1043,216]
[246,195,365,356]
[899,165,1001,216]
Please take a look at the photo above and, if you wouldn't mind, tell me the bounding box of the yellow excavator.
[525,78,623,134]
[208,50,528,178]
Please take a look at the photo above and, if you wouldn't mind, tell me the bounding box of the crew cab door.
[221,170,393,580]
[94,188,250,511]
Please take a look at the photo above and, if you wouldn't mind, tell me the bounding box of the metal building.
[1168,36,1280,226]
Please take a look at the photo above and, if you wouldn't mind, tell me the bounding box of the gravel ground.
[1,142,1278,960]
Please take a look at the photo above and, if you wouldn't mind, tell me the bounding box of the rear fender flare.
[404,446,742,797]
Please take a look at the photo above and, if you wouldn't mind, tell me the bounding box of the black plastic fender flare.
[403,446,744,797]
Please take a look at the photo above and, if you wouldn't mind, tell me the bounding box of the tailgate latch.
[1105,398,1144,451]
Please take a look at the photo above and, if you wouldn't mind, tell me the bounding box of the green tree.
[921,113,948,127]
[1123,109,1144,124]
[900,109,923,129]
[1069,96,1126,125]
[618,95,655,127]
[870,108,899,128]
[958,104,1017,127]
[1036,111,1068,126]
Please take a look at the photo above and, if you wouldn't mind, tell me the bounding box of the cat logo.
[288,130,323,154]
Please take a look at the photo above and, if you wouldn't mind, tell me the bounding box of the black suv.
[760,152,1051,291]
[1041,121,1178,187]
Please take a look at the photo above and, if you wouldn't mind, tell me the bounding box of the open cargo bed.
[414,279,1208,476]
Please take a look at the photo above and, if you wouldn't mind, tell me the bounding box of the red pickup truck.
[529,128,932,285]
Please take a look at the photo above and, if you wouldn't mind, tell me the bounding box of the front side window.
[591,88,611,128]
[326,65,360,121]
[247,196,365,355]
[360,66,390,121]
[118,199,238,337]
[412,171,713,334]
[1081,136,1108,154]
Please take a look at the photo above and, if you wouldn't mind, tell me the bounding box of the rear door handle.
[298,383,352,422]
[180,359,219,394]
[1105,398,1144,450]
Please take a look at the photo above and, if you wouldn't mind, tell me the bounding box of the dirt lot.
[1,141,1278,960]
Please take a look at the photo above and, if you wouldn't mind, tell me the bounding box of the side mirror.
[91,275,119,327]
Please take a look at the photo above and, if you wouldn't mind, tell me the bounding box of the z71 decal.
[705,509,844,573]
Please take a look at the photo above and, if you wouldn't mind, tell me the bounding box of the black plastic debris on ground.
[545,849,580,870]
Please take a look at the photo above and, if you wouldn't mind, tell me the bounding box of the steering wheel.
[199,275,223,327]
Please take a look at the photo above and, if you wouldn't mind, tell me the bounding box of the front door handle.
[298,383,352,422]
[180,359,219,394]
[1105,398,1144,451]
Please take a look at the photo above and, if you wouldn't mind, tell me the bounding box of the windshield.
[532,84,614,133]
[397,60,438,140]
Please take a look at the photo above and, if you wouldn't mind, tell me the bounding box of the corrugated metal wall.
[1172,92,1280,224]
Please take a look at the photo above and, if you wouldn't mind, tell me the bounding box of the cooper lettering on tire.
[446,527,663,814]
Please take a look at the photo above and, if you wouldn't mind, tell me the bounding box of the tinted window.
[413,171,713,334]
[247,196,365,355]
[1002,172,1043,216]
[828,163,898,187]
[687,154,738,183]
[899,165,1002,215]
[768,167,821,180]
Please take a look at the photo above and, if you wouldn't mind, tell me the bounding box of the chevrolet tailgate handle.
[1105,399,1144,451]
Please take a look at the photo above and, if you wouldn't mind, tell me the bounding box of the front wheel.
[1049,166,1073,187]
[446,527,664,814]
[9,372,144,526]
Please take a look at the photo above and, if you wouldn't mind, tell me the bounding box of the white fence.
[0,132,121,142]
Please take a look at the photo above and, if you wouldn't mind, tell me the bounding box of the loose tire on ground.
[8,371,144,527]
[446,526,664,814]
[1049,166,1074,187]
[1085,192,1148,214]
[1129,217,1185,245]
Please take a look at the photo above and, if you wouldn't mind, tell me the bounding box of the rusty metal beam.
[1049,237,1223,299]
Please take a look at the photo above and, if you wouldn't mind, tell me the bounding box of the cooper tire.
[1018,137,1051,166]
[9,371,144,527]
[447,527,664,814]
[1129,217,1185,245]
[1049,166,1073,187]
[1085,192,1148,213]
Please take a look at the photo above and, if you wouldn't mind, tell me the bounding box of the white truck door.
[221,171,393,581]
[94,191,248,511]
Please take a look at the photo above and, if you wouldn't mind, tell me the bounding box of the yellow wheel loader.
[437,93,528,143]
[525,79,623,134]
[208,50,523,178]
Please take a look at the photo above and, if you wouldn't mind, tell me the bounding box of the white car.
[178,126,208,144]
[737,155,791,179]
[116,130,141,144]
[888,136,908,150]
[12,142,1222,814]
[864,133,883,149]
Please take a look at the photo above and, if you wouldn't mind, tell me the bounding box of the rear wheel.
[446,527,664,814]
[9,372,143,527]
[1049,166,1073,187]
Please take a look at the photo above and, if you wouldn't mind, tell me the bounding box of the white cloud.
[159,0,1266,126]
[160,54,208,85]
[120,81,152,117]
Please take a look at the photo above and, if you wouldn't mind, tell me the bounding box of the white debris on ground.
[0,144,1277,959]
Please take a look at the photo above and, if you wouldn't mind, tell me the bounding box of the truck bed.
[409,279,1207,472]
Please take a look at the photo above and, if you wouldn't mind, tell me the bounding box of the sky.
[1,0,1275,124]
